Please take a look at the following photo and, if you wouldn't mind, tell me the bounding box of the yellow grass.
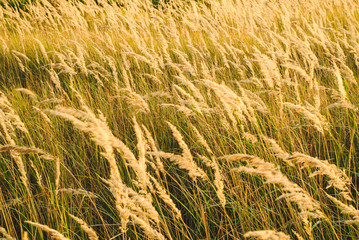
[0,0,359,239]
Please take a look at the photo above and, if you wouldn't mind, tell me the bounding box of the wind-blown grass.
[0,0,359,239]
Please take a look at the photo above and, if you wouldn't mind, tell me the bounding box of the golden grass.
[0,0,359,239]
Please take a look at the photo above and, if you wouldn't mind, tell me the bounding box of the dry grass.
[0,0,359,239]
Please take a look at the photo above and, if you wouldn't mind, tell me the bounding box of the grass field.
[1,0,359,239]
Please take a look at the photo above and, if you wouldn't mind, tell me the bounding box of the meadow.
[0,0,359,239]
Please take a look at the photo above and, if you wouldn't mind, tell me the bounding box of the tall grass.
[0,0,359,239]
